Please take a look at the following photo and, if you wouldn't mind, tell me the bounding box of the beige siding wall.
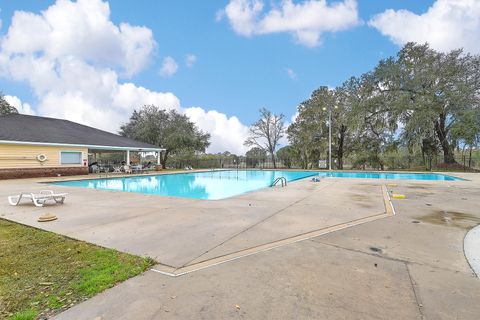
[0,144,88,169]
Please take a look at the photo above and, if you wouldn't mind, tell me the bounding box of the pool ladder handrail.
[271,177,287,187]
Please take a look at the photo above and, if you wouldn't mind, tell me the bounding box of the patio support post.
[157,151,161,165]
[126,150,130,165]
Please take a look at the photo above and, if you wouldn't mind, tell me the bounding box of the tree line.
[277,42,480,170]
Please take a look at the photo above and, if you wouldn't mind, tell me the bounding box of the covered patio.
[88,146,165,173]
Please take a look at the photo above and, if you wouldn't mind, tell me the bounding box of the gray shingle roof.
[0,114,161,150]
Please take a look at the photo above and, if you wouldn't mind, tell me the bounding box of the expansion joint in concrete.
[405,262,425,320]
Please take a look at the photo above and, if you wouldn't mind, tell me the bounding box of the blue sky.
[0,0,477,154]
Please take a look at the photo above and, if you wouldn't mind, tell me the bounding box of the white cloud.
[185,107,249,154]
[0,46,180,131]
[369,0,480,53]
[286,68,297,80]
[221,0,264,36]
[1,0,155,77]
[159,56,178,77]
[4,95,35,115]
[31,58,181,130]
[219,0,360,47]
[0,0,251,154]
[185,54,197,67]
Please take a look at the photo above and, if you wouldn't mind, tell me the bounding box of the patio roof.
[0,114,164,152]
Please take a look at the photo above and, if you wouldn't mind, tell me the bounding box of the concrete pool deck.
[1,171,480,319]
[0,174,393,269]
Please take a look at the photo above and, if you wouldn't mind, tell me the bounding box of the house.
[0,114,164,179]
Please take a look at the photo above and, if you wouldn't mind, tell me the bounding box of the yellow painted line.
[382,184,396,215]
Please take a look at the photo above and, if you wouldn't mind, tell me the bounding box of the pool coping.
[148,184,395,277]
[40,168,467,184]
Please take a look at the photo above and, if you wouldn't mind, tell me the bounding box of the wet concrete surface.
[415,210,480,230]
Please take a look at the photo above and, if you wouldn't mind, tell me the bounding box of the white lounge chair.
[8,190,68,207]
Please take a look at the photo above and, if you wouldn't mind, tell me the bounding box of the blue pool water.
[316,171,462,181]
[50,170,462,200]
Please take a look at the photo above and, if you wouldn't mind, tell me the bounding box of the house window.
[60,151,82,165]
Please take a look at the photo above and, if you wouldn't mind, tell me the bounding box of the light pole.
[323,105,337,170]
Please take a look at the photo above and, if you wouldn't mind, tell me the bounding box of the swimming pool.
[50,170,462,200]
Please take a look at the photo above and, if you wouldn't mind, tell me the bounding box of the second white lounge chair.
[8,190,68,207]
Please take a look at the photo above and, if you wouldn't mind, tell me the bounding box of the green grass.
[0,219,155,319]
[9,309,37,320]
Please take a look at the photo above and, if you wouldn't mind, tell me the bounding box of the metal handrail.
[271,177,287,187]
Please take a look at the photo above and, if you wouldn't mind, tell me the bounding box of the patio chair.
[113,166,122,173]
[94,165,109,174]
[8,190,68,207]
[123,165,132,174]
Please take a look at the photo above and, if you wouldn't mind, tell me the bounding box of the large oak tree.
[120,105,210,168]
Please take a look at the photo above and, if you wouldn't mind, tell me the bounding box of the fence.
[168,157,290,170]
[168,152,479,172]
[342,154,479,172]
